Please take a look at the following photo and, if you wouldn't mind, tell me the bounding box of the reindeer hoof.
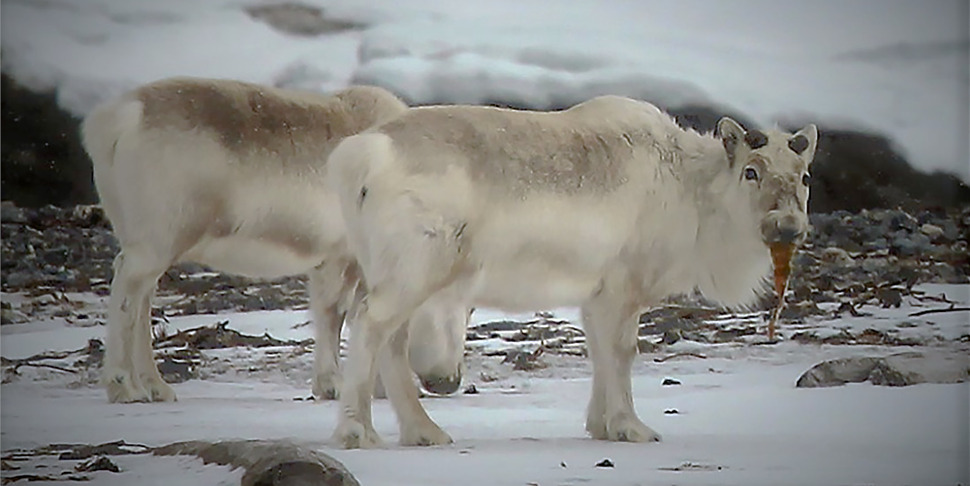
[312,375,340,400]
[103,369,177,403]
[104,369,152,403]
[400,421,453,447]
[606,415,661,443]
[334,419,383,449]
[145,377,177,402]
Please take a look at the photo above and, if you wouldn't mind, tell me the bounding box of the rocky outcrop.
[1,74,95,208]
[2,71,967,212]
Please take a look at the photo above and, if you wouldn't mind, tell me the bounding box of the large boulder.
[154,439,359,486]
[796,351,969,388]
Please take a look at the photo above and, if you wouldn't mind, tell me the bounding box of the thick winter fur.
[81,77,468,404]
[328,96,818,448]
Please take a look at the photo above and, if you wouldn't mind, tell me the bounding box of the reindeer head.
[717,118,818,247]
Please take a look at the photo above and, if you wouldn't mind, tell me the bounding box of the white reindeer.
[327,96,817,448]
[80,77,469,404]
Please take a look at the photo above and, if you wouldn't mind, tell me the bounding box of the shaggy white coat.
[328,96,817,448]
[81,77,468,404]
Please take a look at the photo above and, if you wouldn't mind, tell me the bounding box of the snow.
[2,285,969,485]
[2,355,968,485]
[2,0,967,180]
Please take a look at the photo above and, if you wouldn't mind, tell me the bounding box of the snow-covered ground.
[2,0,968,181]
[2,284,968,485]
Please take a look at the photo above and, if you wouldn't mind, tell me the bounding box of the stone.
[75,456,120,473]
[0,201,28,224]
[820,247,852,265]
[153,439,359,486]
[919,223,945,240]
[796,352,969,388]
[1,307,29,325]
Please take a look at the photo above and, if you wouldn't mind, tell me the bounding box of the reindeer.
[327,96,817,448]
[81,77,469,404]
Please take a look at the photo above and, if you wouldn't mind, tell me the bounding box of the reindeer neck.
[649,134,769,308]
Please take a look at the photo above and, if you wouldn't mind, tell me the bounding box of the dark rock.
[661,329,681,345]
[75,456,120,473]
[778,301,823,321]
[157,355,199,383]
[637,338,660,353]
[41,247,70,267]
[713,326,757,342]
[594,459,614,468]
[502,349,545,371]
[1,307,29,325]
[796,356,883,387]
[1,201,28,224]
[919,223,945,241]
[156,321,310,350]
[820,330,856,345]
[661,378,681,386]
[658,462,723,472]
[790,331,820,344]
[55,440,151,460]
[3,271,41,289]
[462,384,479,395]
[875,287,903,308]
[471,320,526,333]
[2,473,90,482]
[82,339,104,369]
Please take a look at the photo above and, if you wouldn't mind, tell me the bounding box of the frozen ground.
[1,0,968,181]
[2,284,968,485]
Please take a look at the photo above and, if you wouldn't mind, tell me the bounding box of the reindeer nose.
[420,373,462,395]
[762,213,806,245]
[774,226,802,244]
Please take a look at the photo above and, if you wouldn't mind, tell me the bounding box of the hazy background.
[2,0,968,209]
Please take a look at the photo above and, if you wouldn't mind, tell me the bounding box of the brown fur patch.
[788,134,809,154]
[136,78,399,167]
[380,106,637,195]
[744,130,768,149]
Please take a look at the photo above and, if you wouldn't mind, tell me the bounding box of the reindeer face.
[717,118,818,246]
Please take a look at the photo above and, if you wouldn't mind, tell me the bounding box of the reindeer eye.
[802,173,811,186]
[743,166,759,181]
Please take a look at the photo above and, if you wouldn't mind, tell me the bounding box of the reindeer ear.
[717,117,745,165]
[790,124,818,163]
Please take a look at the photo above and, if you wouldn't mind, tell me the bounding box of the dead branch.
[908,306,970,318]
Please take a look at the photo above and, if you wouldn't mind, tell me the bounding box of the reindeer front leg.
[334,287,421,449]
[378,318,452,446]
[581,277,661,443]
[103,251,174,403]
